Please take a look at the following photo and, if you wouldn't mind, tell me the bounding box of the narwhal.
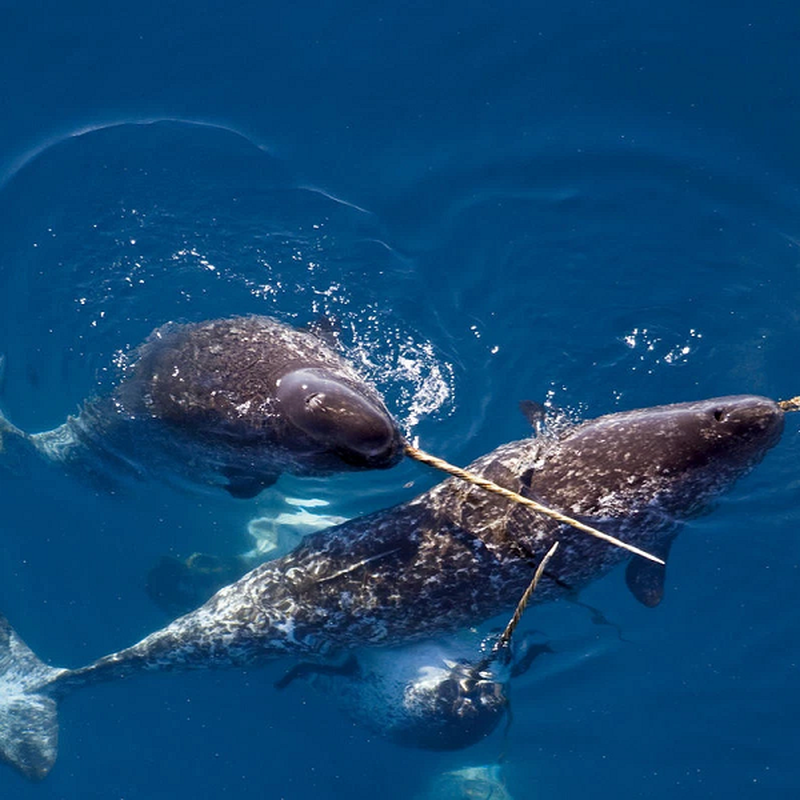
[0,315,403,497]
[0,395,786,778]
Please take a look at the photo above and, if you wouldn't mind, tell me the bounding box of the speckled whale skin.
[2,316,402,496]
[0,395,785,779]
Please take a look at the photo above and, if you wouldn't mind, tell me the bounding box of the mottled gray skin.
[0,395,785,779]
[283,638,518,751]
[2,316,403,497]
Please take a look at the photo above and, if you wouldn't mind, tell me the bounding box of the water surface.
[1,2,799,798]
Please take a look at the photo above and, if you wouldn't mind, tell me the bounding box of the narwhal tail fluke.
[0,614,66,781]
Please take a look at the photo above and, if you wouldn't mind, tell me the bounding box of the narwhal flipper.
[0,614,67,780]
[624,533,676,607]
[145,553,247,616]
[221,466,278,499]
[274,654,360,690]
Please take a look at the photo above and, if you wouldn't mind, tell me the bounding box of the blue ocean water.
[1,1,799,798]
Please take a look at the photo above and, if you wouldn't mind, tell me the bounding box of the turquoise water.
[1,2,799,798]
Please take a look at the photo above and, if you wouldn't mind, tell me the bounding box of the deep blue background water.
[1,1,799,798]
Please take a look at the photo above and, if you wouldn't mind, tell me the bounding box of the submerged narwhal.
[0,395,786,778]
[0,315,403,497]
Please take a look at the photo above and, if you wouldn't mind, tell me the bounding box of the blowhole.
[305,392,325,410]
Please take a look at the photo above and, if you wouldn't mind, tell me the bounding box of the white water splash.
[347,328,455,436]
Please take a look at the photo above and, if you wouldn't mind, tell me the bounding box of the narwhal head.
[532,394,785,521]
[276,368,403,470]
[390,658,509,751]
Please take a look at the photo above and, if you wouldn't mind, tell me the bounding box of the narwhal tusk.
[403,442,665,565]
